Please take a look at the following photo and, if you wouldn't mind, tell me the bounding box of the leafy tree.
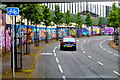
[42,5,52,43]
[107,3,118,29]
[31,4,43,46]
[53,5,63,40]
[85,13,92,35]
[98,17,102,36]
[107,3,120,44]
[76,11,82,37]
[117,2,120,28]
[64,10,72,36]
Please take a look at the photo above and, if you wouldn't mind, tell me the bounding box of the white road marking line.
[58,64,64,73]
[98,61,104,66]
[113,71,120,76]
[114,54,119,57]
[53,49,55,53]
[83,52,86,54]
[77,40,79,41]
[63,76,66,80]
[53,47,57,53]
[41,53,53,55]
[56,57,59,63]
[54,53,57,57]
[81,48,83,50]
[88,56,92,59]
[107,50,112,53]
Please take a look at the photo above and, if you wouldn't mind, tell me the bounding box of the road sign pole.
[12,15,15,78]
[7,7,19,78]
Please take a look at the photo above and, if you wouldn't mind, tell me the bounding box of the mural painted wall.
[1,23,115,52]
[92,26,100,34]
[0,26,5,51]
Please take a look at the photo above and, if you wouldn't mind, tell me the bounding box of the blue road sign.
[7,7,19,16]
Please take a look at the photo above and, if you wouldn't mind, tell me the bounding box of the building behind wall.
[42,2,112,17]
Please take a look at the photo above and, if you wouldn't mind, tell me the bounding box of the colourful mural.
[104,27,114,35]
[0,26,5,51]
[1,22,115,53]
[39,28,46,40]
[70,28,76,36]
[92,26,100,34]
[101,27,114,35]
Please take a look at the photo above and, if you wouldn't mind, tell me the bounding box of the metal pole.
[14,16,17,71]
[12,15,15,78]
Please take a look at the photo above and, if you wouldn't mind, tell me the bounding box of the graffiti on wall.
[39,28,46,40]
[0,26,4,51]
[70,28,76,36]
[92,26,100,34]
[101,27,114,35]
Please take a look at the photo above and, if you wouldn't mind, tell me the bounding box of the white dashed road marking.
[113,71,120,76]
[53,47,65,78]
[53,47,57,52]
[83,52,86,54]
[98,61,104,66]
[54,53,57,56]
[63,76,66,80]
[58,64,64,73]
[41,53,53,55]
[114,54,119,57]
[107,50,112,53]
[56,57,59,63]
[88,56,92,59]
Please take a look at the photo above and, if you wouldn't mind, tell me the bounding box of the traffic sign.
[7,7,19,16]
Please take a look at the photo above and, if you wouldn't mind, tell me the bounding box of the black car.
[60,37,76,51]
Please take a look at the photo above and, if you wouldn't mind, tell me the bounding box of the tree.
[107,3,118,30]
[76,11,82,37]
[64,10,72,36]
[53,4,63,40]
[107,3,120,44]
[85,13,92,35]
[117,2,120,28]
[31,4,43,46]
[98,17,102,36]
[42,5,52,43]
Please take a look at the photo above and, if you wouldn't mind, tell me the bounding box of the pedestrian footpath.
[2,40,56,79]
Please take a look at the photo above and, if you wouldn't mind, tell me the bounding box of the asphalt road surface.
[33,36,119,80]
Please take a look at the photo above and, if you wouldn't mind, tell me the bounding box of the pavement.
[1,35,119,79]
[1,39,57,79]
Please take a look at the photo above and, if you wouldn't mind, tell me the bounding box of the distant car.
[60,37,76,51]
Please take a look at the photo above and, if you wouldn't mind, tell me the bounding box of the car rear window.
[63,38,75,42]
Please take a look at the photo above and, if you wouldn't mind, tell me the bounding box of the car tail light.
[73,42,76,44]
[61,42,66,44]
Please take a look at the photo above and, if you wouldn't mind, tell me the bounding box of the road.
[33,36,119,80]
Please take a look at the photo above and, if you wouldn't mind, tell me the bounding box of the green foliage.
[42,5,52,26]
[98,17,102,27]
[85,13,92,27]
[64,10,72,26]
[76,11,82,28]
[30,4,43,25]
[107,3,118,28]
[53,5,63,25]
